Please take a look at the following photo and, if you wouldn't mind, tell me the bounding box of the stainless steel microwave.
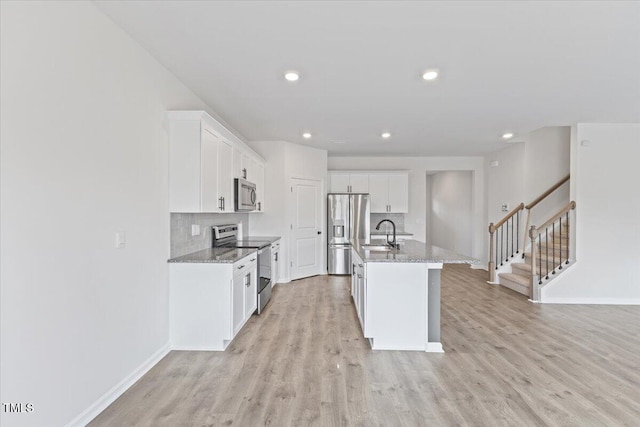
[234,178,257,211]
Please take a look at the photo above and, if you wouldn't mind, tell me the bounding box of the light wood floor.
[90,265,640,426]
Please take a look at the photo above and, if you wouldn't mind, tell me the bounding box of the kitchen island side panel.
[365,262,428,350]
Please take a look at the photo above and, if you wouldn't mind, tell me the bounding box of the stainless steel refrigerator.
[328,193,370,275]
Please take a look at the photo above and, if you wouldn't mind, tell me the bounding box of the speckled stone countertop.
[352,239,478,264]
[243,236,281,244]
[168,247,257,264]
[370,231,414,236]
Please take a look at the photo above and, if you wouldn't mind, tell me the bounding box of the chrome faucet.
[375,219,398,249]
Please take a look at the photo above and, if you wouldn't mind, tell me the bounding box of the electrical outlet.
[501,203,509,212]
[191,224,201,236]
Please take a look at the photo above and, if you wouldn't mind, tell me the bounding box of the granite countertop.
[352,239,478,264]
[168,247,257,264]
[244,236,281,244]
[370,231,413,236]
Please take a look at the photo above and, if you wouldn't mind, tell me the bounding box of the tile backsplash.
[170,213,249,258]
[370,213,405,233]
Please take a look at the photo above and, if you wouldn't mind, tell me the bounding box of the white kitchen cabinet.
[254,161,265,212]
[351,248,366,334]
[167,111,266,213]
[328,172,369,193]
[368,173,409,213]
[170,253,257,350]
[271,239,281,286]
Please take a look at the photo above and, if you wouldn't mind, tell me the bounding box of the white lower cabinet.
[170,254,257,350]
[351,249,366,334]
[271,239,281,286]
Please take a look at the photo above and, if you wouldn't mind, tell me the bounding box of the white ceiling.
[95,1,640,156]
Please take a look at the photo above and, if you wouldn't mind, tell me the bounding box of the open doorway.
[425,171,473,257]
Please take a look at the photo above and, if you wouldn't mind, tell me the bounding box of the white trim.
[540,298,640,305]
[426,262,443,269]
[470,263,487,270]
[65,343,170,427]
[486,281,500,285]
[426,342,445,353]
[371,344,427,351]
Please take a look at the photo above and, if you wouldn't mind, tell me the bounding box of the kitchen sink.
[361,244,396,251]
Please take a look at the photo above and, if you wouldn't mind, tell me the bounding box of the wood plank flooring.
[89,265,640,426]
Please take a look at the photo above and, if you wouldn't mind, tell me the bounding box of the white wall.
[523,127,571,225]
[0,2,230,426]
[428,171,473,256]
[485,127,570,255]
[249,141,328,281]
[328,157,486,263]
[542,123,640,304]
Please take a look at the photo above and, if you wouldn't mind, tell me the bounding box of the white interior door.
[290,178,323,280]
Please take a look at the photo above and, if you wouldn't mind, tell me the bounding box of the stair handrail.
[488,202,525,282]
[522,173,570,254]
[529,201,576,301]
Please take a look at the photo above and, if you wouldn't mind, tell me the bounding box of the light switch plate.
[501,203,509,212]
[191,224,201,236]
[115,231,126,248]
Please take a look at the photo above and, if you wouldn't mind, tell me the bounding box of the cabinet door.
[244,266,258,318]
[271,247,280,285]
[218,140,234,212]
[368,174,388,213]
[329,173,350,193]
[254,161,265,212]
[387,174,409,213]
[232,273,245,335]
[349,174,369,193]
[201,128,220,212]
[233,147,243,179]
[241,153,251,180]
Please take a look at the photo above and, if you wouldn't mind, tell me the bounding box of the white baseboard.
[540,298,640,305]
[486,281,500,285]
[426,342,444,353]
[470,264,487,270]
[65,343,170,427]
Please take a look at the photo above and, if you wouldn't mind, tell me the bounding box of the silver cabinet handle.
[237,264,245,269]
[242,168,247,179]
[357,274,363,278]
[245,272,251,286]
[358,263,363,267]
[258,201,261,211]
[250,258,256,262]
[275,253,278,261]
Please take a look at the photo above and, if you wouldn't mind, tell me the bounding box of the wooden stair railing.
[522,174,570,255]
[488,203,524,282]
[529,201,576,301]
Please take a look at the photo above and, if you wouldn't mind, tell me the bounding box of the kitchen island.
[350,239,477,352]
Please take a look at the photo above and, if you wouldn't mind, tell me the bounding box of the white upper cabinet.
[368,173,409,213]
[167,111,266,213]
[368,174,389,213]
[387,173,409,213]
[330,170,409,213]
[328,172,370,193]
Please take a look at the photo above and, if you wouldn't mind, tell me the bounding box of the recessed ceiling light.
[381,132,391,139]
[302,132,312,139]
[334,141,347,144]
[422,70,439,81]
[284,71,300,82]
[502,132,514,140]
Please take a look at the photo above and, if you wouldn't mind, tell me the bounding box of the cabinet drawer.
[233,253,257,277]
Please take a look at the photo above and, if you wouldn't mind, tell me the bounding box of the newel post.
[488,223,496,282]
[529,225,539,301]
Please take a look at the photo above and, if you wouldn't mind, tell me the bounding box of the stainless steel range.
[212,224,272,313]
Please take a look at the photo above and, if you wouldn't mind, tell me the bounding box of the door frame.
[288,176,326,280]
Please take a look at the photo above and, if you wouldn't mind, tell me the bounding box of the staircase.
[499,221,569,296]
[488,174,575,302]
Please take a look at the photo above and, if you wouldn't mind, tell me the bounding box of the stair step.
[499,273,531,296]
[511,262,532,275]
[524,252,567,264]
[499,273,530,286]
